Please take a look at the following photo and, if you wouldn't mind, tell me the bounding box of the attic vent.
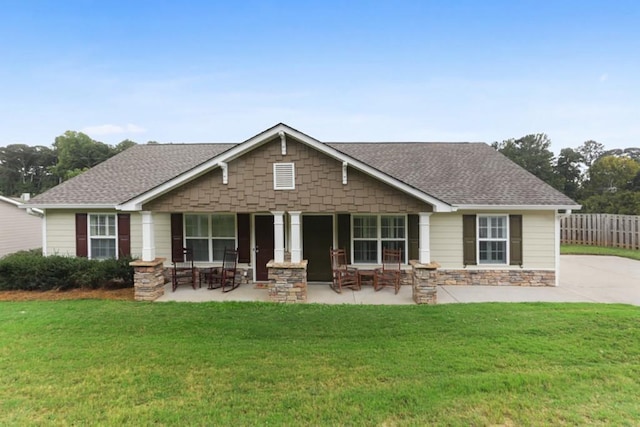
[273,163,295,190]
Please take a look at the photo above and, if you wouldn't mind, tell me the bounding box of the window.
[185,214,236,262]
[89,214,116,259]
[477,215,508,264]
[381,216,405,253]
[353,216,377,263]
[353,215,406,263]
[274,163,295,190]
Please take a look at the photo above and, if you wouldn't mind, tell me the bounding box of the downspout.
[41,209,47,256]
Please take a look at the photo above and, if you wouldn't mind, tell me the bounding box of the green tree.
[0,144,57,196]
[114,139,137,154]
[631,170,640,191]
[581,190,640,215]
[601,147,640,162]
[583,156,640,196]
[492,133,559,187]
[577,140,605,168]
[554,148,583,200]
[52,131,113,181]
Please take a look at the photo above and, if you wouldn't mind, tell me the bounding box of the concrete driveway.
[438,255,640,305]
[157,255,640,306]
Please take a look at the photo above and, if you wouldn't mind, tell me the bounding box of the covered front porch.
[134,210,436,282]
[131,210,439,303]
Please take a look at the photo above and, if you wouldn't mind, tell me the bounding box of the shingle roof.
[29,135,577,207]
[30,143,235,205]
[327,142,576,206]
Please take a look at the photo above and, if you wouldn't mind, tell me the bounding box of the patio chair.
[374,248,402,294]
[172,248,196,292]
[329,248,360,293]
[202,248,239,293]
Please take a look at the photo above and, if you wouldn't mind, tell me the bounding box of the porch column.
[140,211,156,262]
[272,211,285,263]
[289,211,302,263]
[419,212,432,264]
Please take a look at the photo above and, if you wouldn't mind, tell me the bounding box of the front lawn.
[2,301,639,425]
[561,244,640,260]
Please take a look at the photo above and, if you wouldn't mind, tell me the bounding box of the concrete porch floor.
[154,256,640,306]
[155,282,417,304]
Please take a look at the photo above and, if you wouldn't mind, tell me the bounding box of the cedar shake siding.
[143,136,433,214]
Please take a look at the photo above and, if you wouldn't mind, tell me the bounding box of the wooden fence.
[560,214,640,250]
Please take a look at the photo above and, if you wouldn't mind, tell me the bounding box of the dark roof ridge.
[156,142,237,146]
[327,141,485,145]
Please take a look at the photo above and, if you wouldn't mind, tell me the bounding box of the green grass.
[2,301,640,425]
[562,244,640,260]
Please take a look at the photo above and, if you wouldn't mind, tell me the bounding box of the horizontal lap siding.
[430,214,464,268]
[46,211,171,264]
[521,211,556,269]
[0,203,42,257]
[143,137,432,214]
[129,214,142,258]
[45,210,79,257]
[152,213,172,266]
[430,211,556,270]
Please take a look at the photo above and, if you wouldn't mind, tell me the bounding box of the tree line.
[2,130,639,215]
[0,131,136,197]
[493,135,640,215]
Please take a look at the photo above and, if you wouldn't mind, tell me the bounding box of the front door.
[303,215,333,281]
[254,215,274,282]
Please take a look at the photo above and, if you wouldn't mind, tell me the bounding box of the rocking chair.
[202,248,239,293]
[172,248,196,292]
[329,248,359,293]
[374,248,402,294]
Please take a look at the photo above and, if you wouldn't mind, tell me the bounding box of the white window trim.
[273,163,295,190]
[351,214,408,264]
[184,214,237,263]
[88,213,118,260]
[476,214,509,265]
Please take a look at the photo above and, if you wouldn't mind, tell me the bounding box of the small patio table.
[357,270,375,288]
[199,266,221,289]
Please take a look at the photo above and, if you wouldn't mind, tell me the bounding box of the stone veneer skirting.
[410,260,439,305]
[436,269,556,287]
[130,258,166,301]
[267,260,308,303]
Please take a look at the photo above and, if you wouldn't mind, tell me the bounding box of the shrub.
[0,252,135,291]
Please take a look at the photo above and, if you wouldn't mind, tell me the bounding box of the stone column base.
[130,258,166,301]
[266,260,308,303]
[410,260,439,305]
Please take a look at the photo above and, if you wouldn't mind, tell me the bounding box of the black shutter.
[462,215,477,266]
[237,213,251,263]
[75,213,88,258]
[337,214,351,263]
[171,213,184,262]
[117,213,131,258]
[509,215,523,266]
[408,214,419,261]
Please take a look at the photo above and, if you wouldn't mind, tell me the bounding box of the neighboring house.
[25,123,580,287]
[0,194,43,258]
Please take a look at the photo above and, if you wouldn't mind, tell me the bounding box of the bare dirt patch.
[0,288,135,301]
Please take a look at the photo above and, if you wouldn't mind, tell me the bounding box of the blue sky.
[1,0,638,153]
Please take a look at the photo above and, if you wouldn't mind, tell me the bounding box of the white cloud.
[81,123,146,136]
